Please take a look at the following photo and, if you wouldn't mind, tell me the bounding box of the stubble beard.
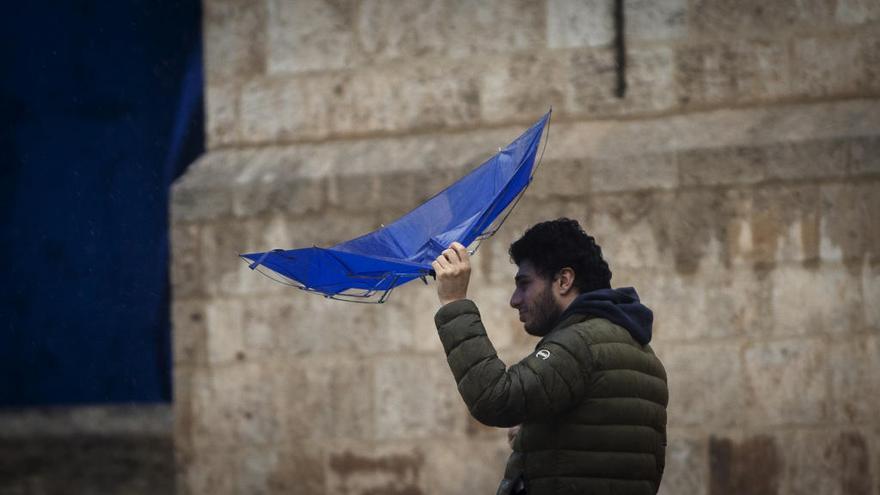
[524,283,563,337]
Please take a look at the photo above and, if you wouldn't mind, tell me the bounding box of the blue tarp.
[241,111,550,302]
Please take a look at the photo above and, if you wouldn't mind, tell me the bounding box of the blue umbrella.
[241,110,551,303]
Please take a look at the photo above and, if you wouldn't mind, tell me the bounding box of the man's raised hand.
[432,242,471,306]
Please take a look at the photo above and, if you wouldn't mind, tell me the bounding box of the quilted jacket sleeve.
[434,299,593,427]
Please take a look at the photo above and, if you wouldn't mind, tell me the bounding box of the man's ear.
[556,267,576,295]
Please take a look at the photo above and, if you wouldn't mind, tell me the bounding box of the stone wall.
[173,1,880,493]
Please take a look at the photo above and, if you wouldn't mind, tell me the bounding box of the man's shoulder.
[550,317,640,347]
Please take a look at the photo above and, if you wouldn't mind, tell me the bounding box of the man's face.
[509,260,564,337]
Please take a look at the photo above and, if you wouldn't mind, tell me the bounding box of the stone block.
[170,223,202,298]
[589,192,670,270]
[374,355,470,440]
[260,445,326,495]
[626,0,688,42]
[645,267,772,341]
[849,135,880,176]
[829,335,880,423]
[743,338,829,425]
[590,151,678,193]
[636,189,735,275]
[820,182,880,264]
[270,294,418,357]
[864,262,880,329]
[180,450,238,495]
[480,51,568,125]
[565,47,620,116]
[780,429,873,495]
[325,441,425,495]
[239,76,325,143]
[192,362,281,448]
[373,283,445,354]
[205,83,239,149]
[662,342,749,428]
[203,0,266,83]
[791,35,868,97]
[267,0,358,74]
[678,145,767,187]
[357,0,544,61]
[232,175,326,218]
[172,300,208,366]
[277,357,374,441]
[769,263,864,337]
[200,220,280,297]
[658,431,708,495]
[529,159,590,199]
[689,0,836,37]
[547,0,614,49]
[727,185,822,267]
[421,438,511,495]
[204,298,246,365]
[620,45,678,114]
[674,39,790,108]
[836,0,880,24]
[708,433,784,495]
[765,138,850,181]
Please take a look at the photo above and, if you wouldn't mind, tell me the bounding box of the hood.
[558,287,653,345]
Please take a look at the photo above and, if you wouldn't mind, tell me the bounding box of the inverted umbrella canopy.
[241,110,551,302]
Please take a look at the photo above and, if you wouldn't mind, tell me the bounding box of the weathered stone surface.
[679,139,849,187]
[172,300,208,365]
[374,355,469,440]
[674,39,790,108]
[565,47,620,116]
[170,223,202,298]
[192,362,281,448]
[792,33,880,97]
[357,0,544,62]
[325,441,426,495]
[644,267,772,341]
[662,342,749,427]
[781,429,873,495]
[590,151,678,193]
[205,82,239,149]
[864,262,880,329]
[829,335,880,423]
[743,339,829,425]
[726,185,822,267]
[836,0,880,24]
[547,0,613,49]
[205,299,246,365]
[627,0,689,42]
[820,181,880,264]
[529,159,590,199]
[708,433,783,495]
[203,0,266,83]
[421,438,510,494]
[769,263,864,337]
[657,431,708,495]
[267,0,358,74]
[849,135,880,176]
[690,0,837,37]
[278,357,374,441]
[480,51,568,124]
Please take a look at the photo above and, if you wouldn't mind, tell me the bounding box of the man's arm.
[432,243,592,427]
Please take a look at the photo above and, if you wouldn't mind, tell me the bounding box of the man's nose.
[509,291,520,308]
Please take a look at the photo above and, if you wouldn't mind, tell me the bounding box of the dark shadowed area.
[0,0,203,406]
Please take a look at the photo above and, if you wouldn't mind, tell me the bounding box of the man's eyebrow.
[514,275,529,282]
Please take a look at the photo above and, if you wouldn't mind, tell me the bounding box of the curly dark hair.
[508,218,612,294]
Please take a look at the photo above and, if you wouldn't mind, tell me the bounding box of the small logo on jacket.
[536,349,551,360]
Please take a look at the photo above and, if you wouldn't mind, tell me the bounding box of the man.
[432,218,668,495]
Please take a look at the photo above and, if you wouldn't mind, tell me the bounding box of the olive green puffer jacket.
[434,299,668,495]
